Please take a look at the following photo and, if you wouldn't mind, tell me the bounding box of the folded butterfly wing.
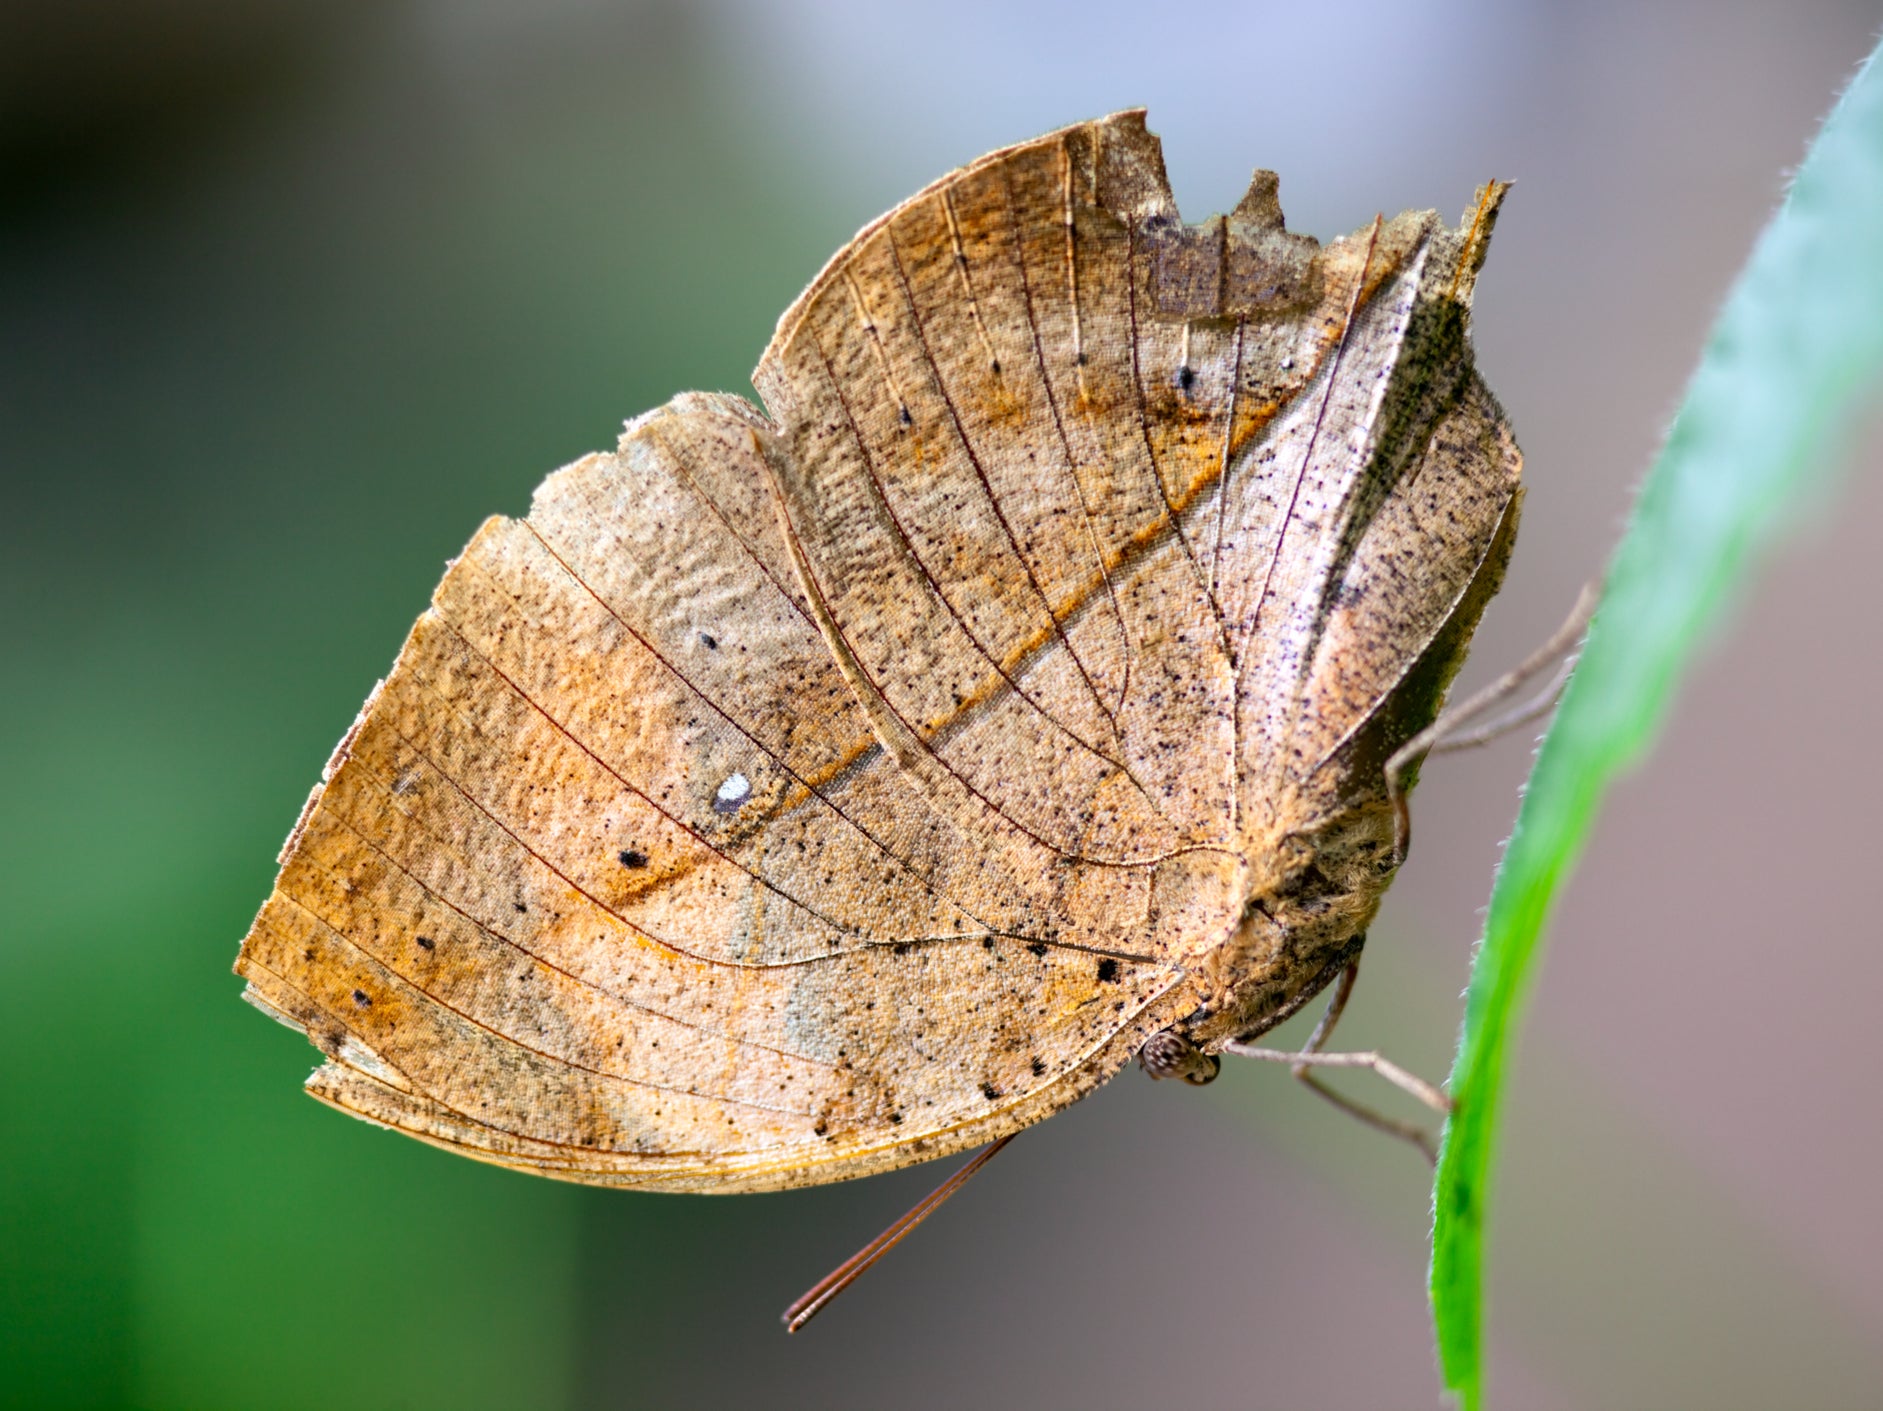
[235,111,1519,1191]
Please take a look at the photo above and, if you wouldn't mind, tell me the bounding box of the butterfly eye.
[1138,1029,1220,1086]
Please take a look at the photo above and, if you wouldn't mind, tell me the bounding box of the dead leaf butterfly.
[235,110,1524,1326]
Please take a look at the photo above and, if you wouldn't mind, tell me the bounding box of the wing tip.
[1442,179,1512,307]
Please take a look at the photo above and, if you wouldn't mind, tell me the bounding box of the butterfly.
[235,110,1521,1303]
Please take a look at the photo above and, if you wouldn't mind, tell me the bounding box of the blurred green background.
[4,3,1880,1407]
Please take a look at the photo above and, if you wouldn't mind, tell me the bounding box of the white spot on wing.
[713,772,752,814]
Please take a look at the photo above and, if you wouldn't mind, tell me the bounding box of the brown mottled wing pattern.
[1220,201,1522,866]
[235,110,1519,1192]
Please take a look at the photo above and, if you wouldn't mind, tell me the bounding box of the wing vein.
[767,377,1088,864]
[519,518,1000,934]
[406,608,899,964]
[998,159,1135,721]
[829,274,1133,777]
[1239,216,1383,692]
[1122,220,1235,663]
[395,635,1037,967]
[315,777,840,1068]
[640,418,824,637]
[276,893,818,1118]
[887,208,1124,744]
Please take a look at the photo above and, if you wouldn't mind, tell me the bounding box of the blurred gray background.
[4,1,1880,1407]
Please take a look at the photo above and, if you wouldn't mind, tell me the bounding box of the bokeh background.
[5,2,1881,1407]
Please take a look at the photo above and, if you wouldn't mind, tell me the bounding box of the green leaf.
[1429,34,1883,1410]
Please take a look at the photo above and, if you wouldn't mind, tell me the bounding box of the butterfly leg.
[1429,655,1576,756]
[1224,961,1448,1165]
[1386,580,1600,861]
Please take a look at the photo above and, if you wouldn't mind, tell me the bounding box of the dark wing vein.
[996,159,1136,723]
[278,894,816,1118]
[323,771,839,1067]
[642,417,824,636]
[409,605,882,960]
[766,382,1164,868]
[520,518,1000,935]
[826,278,1138,782]
[884,214,1124,748]
[1121,221,1235,663]
[1238,216,1383,693]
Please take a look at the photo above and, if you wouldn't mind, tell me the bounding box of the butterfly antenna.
[782,1133,1017,1333]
